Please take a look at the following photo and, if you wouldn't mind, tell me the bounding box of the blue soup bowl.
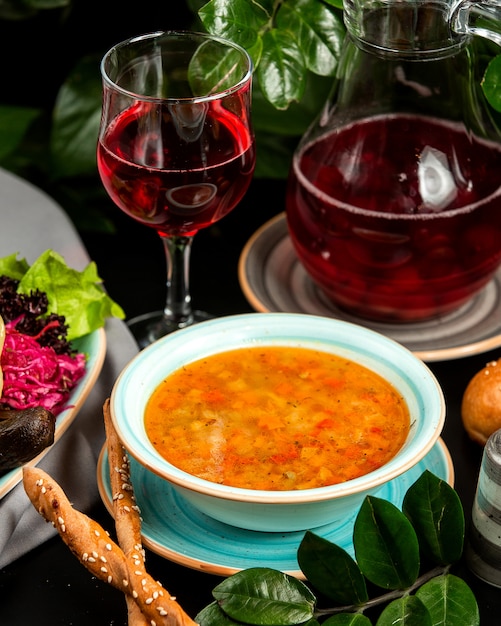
[110,313,445,532]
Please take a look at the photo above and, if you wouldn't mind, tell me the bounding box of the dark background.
[0,0,194,107]
[0,2,500,623]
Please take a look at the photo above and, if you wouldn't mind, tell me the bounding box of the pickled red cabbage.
[0,321,86,415]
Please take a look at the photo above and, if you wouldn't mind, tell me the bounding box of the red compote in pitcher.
[286,0,501,322]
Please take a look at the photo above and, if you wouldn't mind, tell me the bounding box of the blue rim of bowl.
[110,313,446,504]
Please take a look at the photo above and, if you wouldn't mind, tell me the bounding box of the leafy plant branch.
[198,0,501,115]
[199,0,344,110]
[195,471,479,626]
[314,564,448,616]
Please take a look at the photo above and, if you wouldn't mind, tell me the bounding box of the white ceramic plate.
[0,327,106,499]
[238,213,501,362]
[97,438,453,578]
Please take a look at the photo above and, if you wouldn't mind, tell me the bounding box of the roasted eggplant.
[0,407,56,472]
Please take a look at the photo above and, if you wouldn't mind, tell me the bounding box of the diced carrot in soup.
[144,346,410,491]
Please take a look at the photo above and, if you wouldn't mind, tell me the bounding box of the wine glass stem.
[161,234,194,328]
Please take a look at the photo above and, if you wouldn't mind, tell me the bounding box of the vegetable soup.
[144,346,410,491]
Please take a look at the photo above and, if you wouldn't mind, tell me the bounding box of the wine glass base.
[126,310,213,349]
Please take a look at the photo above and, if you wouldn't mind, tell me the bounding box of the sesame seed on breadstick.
[22,467,197,626]
[23,465,131,588]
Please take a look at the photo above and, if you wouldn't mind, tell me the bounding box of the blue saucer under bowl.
[97,438,453,578]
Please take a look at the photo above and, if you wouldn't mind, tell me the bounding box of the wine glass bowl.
[97,31,255,347]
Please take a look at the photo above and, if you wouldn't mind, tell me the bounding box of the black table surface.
[1,178,500,624]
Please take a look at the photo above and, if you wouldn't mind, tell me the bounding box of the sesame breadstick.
[103,398,148,625]
[126,598,150,626]
[22,466,197,626]
[103,398,152,626]
[103,398,145,565]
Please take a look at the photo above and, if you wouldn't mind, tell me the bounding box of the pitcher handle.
[450,0,501,47]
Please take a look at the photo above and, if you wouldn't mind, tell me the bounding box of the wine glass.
[97,30,255,348]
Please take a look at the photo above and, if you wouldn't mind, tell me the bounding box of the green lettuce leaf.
[0,252,30,280]
[1,249,125,340]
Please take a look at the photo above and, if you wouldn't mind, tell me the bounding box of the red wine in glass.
[98,100,255,238]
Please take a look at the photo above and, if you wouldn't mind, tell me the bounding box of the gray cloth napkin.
[0,167,139,568]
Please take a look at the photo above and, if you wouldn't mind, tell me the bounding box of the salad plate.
[239,213,501,362]
[0,327,106,499]
[97,438,453,578]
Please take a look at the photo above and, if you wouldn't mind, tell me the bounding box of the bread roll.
[461,359,501,445]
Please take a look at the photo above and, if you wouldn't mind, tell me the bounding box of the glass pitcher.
[286,0,501,322]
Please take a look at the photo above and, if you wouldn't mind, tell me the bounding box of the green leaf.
[14,250,125,340]
[257,29,306,110]
[323,0,344,9]
[253,132,295,178]
[198,0,343,112]
[375,595,432,626]
[212,567,316,625]
[0,253,30,280]
[199,0,269,51]
[247,35,264,68]
[196,600,241,625]
[482,54,501,112]
[50,55,102,179]
[416,574,480,626]
[298,531,368,605]
[252,73,332,135]
[276,0,345,76]
[354,496,420,590]
[189,43,251,95]
[323,615,372,626]
[0,105,41,160]
[243,71,333,178]
[403,470,465,565]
